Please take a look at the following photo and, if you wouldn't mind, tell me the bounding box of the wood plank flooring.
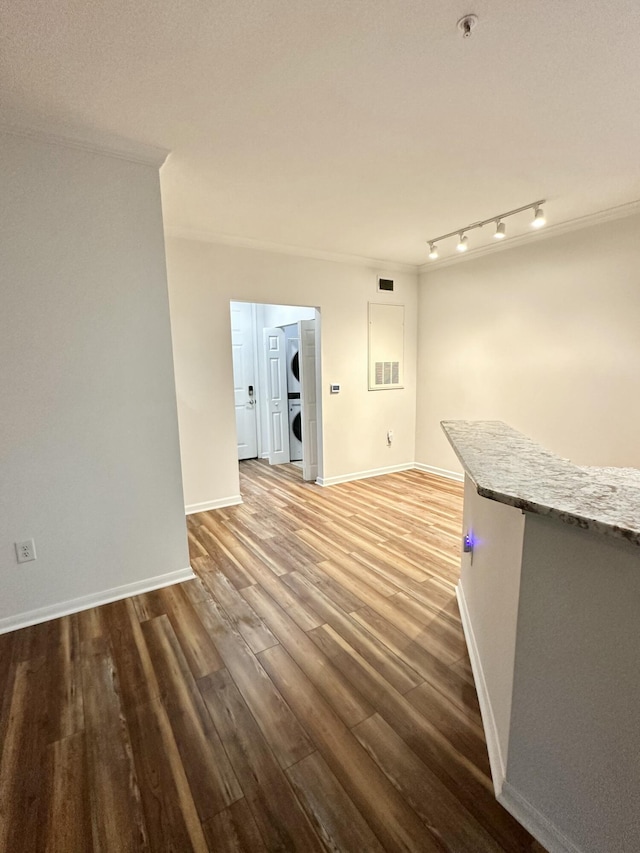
[0,461,546,852]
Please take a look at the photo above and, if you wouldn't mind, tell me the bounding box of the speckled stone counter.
[441,420,640,547]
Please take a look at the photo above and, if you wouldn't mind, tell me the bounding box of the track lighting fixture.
[532,206,546,228]
[426,199,546,260]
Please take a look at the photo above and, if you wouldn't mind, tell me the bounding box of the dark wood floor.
[0,461,545,852]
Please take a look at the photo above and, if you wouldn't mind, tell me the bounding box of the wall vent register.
[375,361,400,386]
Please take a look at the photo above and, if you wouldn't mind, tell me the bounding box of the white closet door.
[231,301,258,460]
[263,327,290,465]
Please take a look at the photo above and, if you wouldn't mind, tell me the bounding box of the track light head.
[532,206,546,228]
[428,243,439,260]
[494,220,506,239]
[456,234,468,252]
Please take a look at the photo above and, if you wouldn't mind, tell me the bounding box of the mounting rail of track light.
[427,201,546,260]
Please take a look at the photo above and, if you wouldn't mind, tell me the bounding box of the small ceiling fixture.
[532,205,546,228]
[426,199,547,261]
[457,14,478,38]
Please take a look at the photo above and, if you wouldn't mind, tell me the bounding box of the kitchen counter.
[440,420,640,853]
[441,419,640,546]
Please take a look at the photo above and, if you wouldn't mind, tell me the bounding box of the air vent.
[377,278,394,292]
[375,361,400,386]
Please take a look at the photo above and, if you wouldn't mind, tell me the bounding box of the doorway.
[230,301,322,482]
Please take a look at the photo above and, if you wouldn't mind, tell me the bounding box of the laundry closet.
[283,322,303,461]
[230,301,321,481]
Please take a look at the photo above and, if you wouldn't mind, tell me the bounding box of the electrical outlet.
[15,539,37,563]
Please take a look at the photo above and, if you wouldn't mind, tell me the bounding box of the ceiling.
[2,0,640,265]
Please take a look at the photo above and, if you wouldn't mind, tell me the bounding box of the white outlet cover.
[15,538,37,563]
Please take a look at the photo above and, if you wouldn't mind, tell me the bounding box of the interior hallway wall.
[261,303,316,327]
[0,131,190,631]
[165,236,418,509]
[416,211,640,474]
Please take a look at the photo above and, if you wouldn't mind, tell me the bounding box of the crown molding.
[418,198,640,274]
[0,113,169,168]
[164,225,419,274]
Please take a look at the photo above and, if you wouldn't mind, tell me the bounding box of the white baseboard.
[316,462,415,487]
[499,783,585,853]
[0,567,195,636]
[456,582,506,794]
[185,495,242,514]
[414,462,464,482]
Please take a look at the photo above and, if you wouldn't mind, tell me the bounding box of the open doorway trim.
[230,300,324,484]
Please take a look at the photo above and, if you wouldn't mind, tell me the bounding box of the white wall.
[261,303,316,327]
[506,514,640,852]
[458,476,525,788]
[416,213,640,474]
[166,236,418,506]
[0,131,190,631]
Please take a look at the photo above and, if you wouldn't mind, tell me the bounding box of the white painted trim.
[316,462,415,487]
[185,495,242,514]
[165,225,417,274]
[414,462,464,482]
[418,198,640,273]
[498,782,585,853]
[456,582,506,795]
[0,115,169,167]
[0,567,195,636]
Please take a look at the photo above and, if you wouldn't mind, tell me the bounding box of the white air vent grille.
[375,361,400,386]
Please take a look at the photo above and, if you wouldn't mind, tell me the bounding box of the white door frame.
[299,319,319,482]
[230,301,324,481]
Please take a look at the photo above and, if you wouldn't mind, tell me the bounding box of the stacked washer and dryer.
[283,323,303,462]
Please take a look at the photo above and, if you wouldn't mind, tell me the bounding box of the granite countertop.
[441,420,640,547]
